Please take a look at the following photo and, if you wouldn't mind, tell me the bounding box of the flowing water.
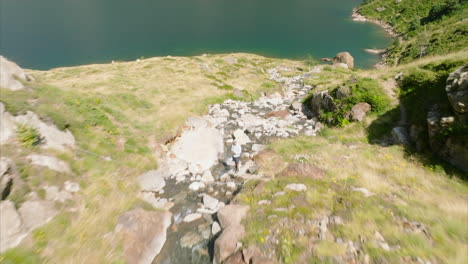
[1,0,391,70]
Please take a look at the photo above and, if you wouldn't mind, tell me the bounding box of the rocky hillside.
[0,49,467,264]
[356,0,468,65]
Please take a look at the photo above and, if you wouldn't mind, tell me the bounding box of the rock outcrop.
[0,56,32,91]
[345,102,371,122]
[333,52,354,69]
[445,65,467,123]
[115,208,172,264]
[0,103,17,144]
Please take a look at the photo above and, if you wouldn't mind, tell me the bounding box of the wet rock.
[285,183,307,192]
[217,205,249,229]
[344,102,371,122]
[0,56,32,91]
[138,170,166,193]
[183,213,202,223]
[278,163,324,179]
[180,231,203,248]
[202,194,219,211]
[212,221,222,236]
[27,155,71,173]
[115,208,172,264]
[0,200,27,253]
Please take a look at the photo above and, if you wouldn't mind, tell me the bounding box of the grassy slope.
[235,52,468,263]
[358,0,468,65]
[0,49,467,262]
[0,54,304,263]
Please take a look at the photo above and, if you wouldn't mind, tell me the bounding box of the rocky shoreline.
[351,8,398,38]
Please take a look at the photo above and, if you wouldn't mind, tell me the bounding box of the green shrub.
[317,78,391,126]
[16,125,41,147]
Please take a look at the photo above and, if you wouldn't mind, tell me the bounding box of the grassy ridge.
[358,0,468,64]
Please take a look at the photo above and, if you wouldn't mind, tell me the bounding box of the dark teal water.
[0,0,391,70]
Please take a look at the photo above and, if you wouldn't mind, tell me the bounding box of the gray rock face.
[345,102,371,122]
[138,170,166,193]
[445,65,468,122]
[333,52,354,69]
[15,111,75,151]
[27,155,71,173]
[115,208,172,264]
[0,56,32,91]
[0,200,27,253]
[336,86,351,99]
[18,200,58,231]
[311,91,336,115]
[0,103,17,144]
[0,158,14,199]
[392,126,412,146]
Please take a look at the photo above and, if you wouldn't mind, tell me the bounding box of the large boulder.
[217,205,249,229]
[445,65,468,122]
[345,102,371,122]
[18,200,58,232]
[213,225,246,264]
[310,91,336,115]
[277,163,324,179]
[0,56,32,91]
[115,208,172,264]
[333,52,354,69]
[172,127,224,172]
[0,200,27,253]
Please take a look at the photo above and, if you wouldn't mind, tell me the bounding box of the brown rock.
[217,204,249,229]
[242,245,262,263]
[224,250,246,264]
[345,102,371,122]
[115,208,172,264]
[265,110,290,119]
[277,163,324,179]
[214,225,245,264]
[332,52,354,69]
[251,256,276,264]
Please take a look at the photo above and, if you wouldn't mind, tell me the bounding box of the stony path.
[138,66,323,264]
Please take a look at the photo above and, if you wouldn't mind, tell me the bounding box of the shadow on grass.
[366,107,467,181]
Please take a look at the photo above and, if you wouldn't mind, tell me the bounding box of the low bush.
[16,125,41,147]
